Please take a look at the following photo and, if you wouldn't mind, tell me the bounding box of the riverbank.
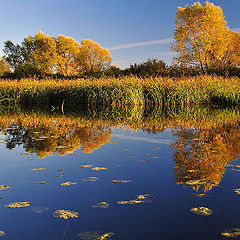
[0,75,240,107]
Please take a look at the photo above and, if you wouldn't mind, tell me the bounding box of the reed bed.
[0,75,240,107]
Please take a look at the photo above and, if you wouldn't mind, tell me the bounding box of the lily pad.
[77,231,114,240]
[78,165,93,168]
[91,167,108,171]
[53,209,78,219]
[190,207,213,216]
[37,181,49,185]
[5,201,30,208]
[0,231,5,237]
[61,181,77,186]
[221,228,240,238]
[78,231,101,240]
[0,184,11,190]
[117,200,144,205]
[234,188,240,195]
[112,180,132,184]
[92,202,109,209]
[82,177,99,182]
[29,168,46,171]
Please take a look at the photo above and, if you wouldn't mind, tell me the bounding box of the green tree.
[3,40,23,70]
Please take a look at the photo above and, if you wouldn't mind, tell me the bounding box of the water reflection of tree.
[3,124,112,158]
[172,124,240,192]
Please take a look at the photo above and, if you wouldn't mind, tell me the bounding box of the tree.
[0,57,11,76]
[3,40,23,70]
[56,35,81,76]
[127,58,166,77]
[31,31,58,74]
[78,39,112,73]
[172,2,240,74]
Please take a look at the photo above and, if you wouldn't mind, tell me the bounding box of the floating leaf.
[0,231,5,237]
[128,156,135,159]
[78,231,101,240]
[37,181,49,185]
[98,232,114,240]
[32,207,49,214]
[77,231,114,240]
[53,209,78,219]
[117,200,144,205]
[117,194,154,205]
[0,184,11,190]
[61,181,77,186]
[123,149,131,152]
[78,165,93,168]
[190,207,213,216]
[91,167,108,171]
[92,202,109,209]
[29,168,46,171]
[234,188,240,195]
[221,228,240,238]
[5,201,30,208]
[112,180,132,184]
[82,177,99,182]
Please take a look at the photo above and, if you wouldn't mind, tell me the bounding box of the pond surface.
[0,106,240,239]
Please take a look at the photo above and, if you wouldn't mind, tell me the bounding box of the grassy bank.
[0,75,240,107]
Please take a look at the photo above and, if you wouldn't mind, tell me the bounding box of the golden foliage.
[78,39,112,73]
[172,2,240,73]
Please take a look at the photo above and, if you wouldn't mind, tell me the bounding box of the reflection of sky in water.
[0,119,240,239]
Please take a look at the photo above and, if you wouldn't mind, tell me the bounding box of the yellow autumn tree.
[0,57,11,76]
[78,39,112,73]
[32,31,58,74]
[56,35,81,76]
[172,2,240,74]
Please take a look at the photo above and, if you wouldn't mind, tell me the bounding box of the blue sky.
[0,0,239,68]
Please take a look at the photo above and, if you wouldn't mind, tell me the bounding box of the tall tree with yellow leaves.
[32,31,58,74]
[78,39,112,73]
[56,35,81,76]
[172,2,240,74]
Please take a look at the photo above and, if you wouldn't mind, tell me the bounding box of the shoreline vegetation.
[0,75,240,107]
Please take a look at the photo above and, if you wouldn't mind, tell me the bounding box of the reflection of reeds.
[0,75,240,107]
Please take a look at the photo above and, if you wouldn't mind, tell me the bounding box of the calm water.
[0,106,240,239]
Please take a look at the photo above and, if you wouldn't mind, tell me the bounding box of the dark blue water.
[0,115,240,240]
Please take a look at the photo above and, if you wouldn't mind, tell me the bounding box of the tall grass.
[0,75,240,107]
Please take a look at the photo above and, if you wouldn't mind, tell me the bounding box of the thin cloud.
[153,51,176,56]
[109,38,173,50]
[232,27,240,33]
[112,134,172,145]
